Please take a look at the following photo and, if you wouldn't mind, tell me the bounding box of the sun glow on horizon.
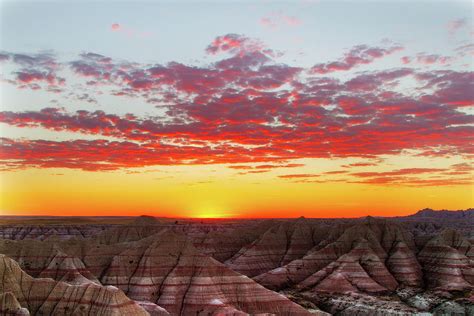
[191,206,237,219]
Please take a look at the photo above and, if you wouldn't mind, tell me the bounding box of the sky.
[0,0,473,218]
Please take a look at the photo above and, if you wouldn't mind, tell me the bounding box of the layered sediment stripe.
[386,241,423,287]
[418,229,473,291]
[0,225,110,240]
[255,219,419,291]
[0,255,150,315]
[297,239,397,295]
[225,220,317,277]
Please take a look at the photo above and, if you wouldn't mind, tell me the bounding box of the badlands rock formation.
[192,220,276,262]
[417,228,473,290]
[0,254,149,315]
[0,209,472,315]
[0,291,30,315]
[0,226,317,315]
[225,218,322,277]
[297,238,398,295]
[255,218,421,290]
[0,225,109,240]
[409,208,474,220]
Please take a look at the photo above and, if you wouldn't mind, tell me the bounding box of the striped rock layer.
[418,229,474,291]
[0,225,109,241]
[297,238,398,295]
[0,254,149,315]
[254,218,466,293]
[0,291,30,315]
[0,229,318,315]
[225,218,322,277]
[0,215,472,315]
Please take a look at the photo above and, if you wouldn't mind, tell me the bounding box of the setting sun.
[191,206,235,219]
[193,212,225,219]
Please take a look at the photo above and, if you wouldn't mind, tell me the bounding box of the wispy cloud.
[109,23,153,39]
[447,18,468,36]
[260,12,302,30]
[401,53,453,66]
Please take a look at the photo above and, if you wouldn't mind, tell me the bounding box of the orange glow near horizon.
[1,154,472,218]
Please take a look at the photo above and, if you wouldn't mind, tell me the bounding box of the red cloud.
[206,34,248,54]
[323,170,348,175]
[16,71,61,85]
[1,52,64,89]
[206,33,279,58]
[417,71,474,107]
[441,162,474,176]
[0,138,286,172]
[1,76,473,168]
[344,166,473,186]
[66,45,298,99]
[0,34,473,173]
[310,44,403,74]
[228,165,253,170]
[111,23,121,31]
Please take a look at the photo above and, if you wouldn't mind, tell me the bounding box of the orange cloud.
[278,174,320,179]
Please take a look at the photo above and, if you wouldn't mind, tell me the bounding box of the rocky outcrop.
[0,254,149,315]
[386,240,423,287]
[38,248,100,285]
[396,208,474,244]
[0,292,30,315]
[133,215,160,226]
[0,225,108,240]
[255,219,414,291]
[409,208,474,220]
[298,239,398,295]
[136,301,170,316]
[418,229,473,291]
[193,220,275,262]
[432,300,474,315]
[225,219,320,277]
[94,230,314,315]
[300,292,420,315]
[94,225,162,245]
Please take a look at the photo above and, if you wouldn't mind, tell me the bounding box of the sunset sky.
[0,1,473,218]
